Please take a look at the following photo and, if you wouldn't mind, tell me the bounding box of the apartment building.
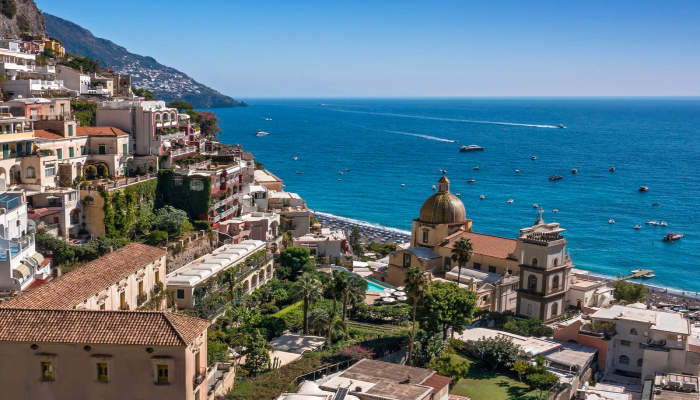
[0,308,210,400]
[218,212,280,243]
[0,186,45,294]
[1,243,167,311]
[98,67,132,97]
[55,65,114,97]
[0,107,36,187]
[0,39,65,97]
[34,36,66,57]
[293,228,348,262]
[1,97,71,119]
[554,305,700,380]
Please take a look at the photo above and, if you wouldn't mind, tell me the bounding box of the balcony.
[193,368,206,387]
[170,146,197,157]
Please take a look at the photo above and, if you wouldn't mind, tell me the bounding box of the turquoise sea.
[205,98,700,292]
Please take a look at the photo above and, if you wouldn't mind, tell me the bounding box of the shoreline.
[309,210,698,301]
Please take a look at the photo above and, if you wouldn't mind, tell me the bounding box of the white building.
[0,40,65,97]
[0,185,47,294]
[293,228,347,262]
[589,305,700,380]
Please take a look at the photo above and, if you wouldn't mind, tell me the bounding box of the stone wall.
[165,230,217,273]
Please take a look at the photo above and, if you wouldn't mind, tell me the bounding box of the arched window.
[552,275,559,290]
[155,114,161,122]
[25,166,35,179]
[526,303,533,316]
[551,302,559,317]
[528,275,537,291]
[637,358,643,367]
[630,328,638,335]
[619,355,629,365]
[162,113,169,121]
[171,112,176,121]
[553,258,559,267]
[531,258,538,267]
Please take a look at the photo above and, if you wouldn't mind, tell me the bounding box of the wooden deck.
[618,269,654,281]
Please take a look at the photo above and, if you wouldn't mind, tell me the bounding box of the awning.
[31,253,44,265]
[12,263,31,279]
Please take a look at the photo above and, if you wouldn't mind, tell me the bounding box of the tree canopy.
[132,87,155,100]
[198,111,222,140]
[417,280,477,339]
[503,317,554,337]
[475,335,520,372]
[613,280,646,304]
[277,246,314,281]
[59,54,100,74]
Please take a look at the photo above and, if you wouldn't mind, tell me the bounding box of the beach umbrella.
[395,291,406,296]
[397,286,405,290]
[387,288,396,292]
[384,297,397,303]
[379,292,390,297]
[397,296,408,301]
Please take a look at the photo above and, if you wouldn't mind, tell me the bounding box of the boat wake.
[348,124,456,142]
[328,108,559,128]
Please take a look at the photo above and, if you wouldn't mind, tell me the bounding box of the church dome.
[419,176,467,224]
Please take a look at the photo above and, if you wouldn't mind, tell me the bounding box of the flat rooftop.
[166,240,265,288]
[295,230,346,243]
[591,305,689,335]
[457,328,561,357]
[654,373,699,400]
[320,359,443,400]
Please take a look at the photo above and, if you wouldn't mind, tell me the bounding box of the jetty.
[617,269,654,281]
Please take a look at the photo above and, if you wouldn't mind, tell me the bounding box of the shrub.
[145,230,168,246]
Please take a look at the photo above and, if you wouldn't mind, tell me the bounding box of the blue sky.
[38,0,700,98]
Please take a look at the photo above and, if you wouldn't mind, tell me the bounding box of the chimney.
[52,267,61,278]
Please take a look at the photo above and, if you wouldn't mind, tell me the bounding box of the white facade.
[0,185,45,293]
[0,40,65,97]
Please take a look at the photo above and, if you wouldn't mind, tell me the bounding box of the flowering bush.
[338,346,374,361]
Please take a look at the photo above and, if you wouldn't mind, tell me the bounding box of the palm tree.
[311,309,347,346]
[405,266,429,366]
[296,272,324,334]
[331,270,349,314]
[342,274,368,321]
[450,238,473,285]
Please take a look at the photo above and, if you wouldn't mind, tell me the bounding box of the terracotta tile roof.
[441,231,517,260]
[34,129,63,139]
[422,373,452,393]
[1,243,166,310]
[0,309,209,346]
[27,208,61,219]
[77,126,129,136]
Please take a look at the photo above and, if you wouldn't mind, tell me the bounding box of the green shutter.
[57,149,62,159]
[68,125,73,136]
[69,148,74,158]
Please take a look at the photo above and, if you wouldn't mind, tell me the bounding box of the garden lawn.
[449,353,539,400]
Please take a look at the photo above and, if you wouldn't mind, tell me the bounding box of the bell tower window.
[552,275,559,290]
[531,258,538,267]
[528,275,537,291]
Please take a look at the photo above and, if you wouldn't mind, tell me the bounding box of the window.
[444,257,451,270]
[30,108,37,117]
[488,266,497,273]
[551,302,558,317]
[511,284,518,291]
[98,145,106,155]
[50,105,55,114]
[531,258,538,267]
[190,179,203,191]
[100,303,105,310]
[26,141,31,155]
[403,253,411,268]
[619,355,629,365]
[81,146,86,155]
[57,149,62,159]
[155,270,160,284]
[45,163,55,177]
[526,303,533,316]
[637,358,643,367]
[630,328,638,335]
[41,361,53,380]
[123,144,128,155]
[97,363,109,381]
[422,229,429,243]
[473,262,481,270]
[138,280,144,297]
[157,364,169,384]
[528,275,537,291]
[120,291,126,310]
[25,166,35,179]
[173,177,183,186]
[553,258,559,266]
[60,104,65,114]
[68,125,73,136]
[176,289,185,299]
[620,340,631,347]
[552,275,559,290]
[69,147,74,158]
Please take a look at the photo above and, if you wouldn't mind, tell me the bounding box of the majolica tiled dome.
[419,176,466,224]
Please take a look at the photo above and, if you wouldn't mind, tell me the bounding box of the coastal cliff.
[0,0,45,38]
[44,13,245,108]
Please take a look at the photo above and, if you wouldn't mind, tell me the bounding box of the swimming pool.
[366,280,388,292]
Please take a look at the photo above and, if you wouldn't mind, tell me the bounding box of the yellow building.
[372,176,520,312]
[40,37,65,58]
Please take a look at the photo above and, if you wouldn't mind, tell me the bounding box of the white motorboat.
[663,233,683,242]
[660,221,667,226]
[432,185,436,190]
[635,225,641,229]
[456,193,461,196]
[531,156,537,160]
[533,203,538,208]
[642,271,656,278]
[339,172,343,175]
[515,169,520,173]
[254,130,269,137]
[556,124,566,129]
[480,195,485,199]
[292,156,298,160]
[459,144,485,152]
[401,184,405,186]
[609,219,615,224]
[553,209,558,212]
[610,167,616,172]
[507,199,513,203]
[474,166,480,170]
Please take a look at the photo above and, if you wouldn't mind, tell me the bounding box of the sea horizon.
[203,97,700,293]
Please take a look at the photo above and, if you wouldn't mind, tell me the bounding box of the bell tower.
[515,210,572,322]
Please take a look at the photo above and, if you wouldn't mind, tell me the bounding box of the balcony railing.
[193,368,206,387]
[170,145,197,157]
